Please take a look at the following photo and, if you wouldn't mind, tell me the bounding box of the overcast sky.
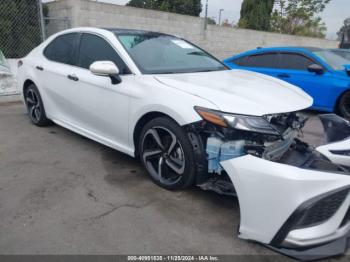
[77,0,349,39]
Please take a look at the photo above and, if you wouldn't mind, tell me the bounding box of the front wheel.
[338,91,350,120]
[139,117,196,190]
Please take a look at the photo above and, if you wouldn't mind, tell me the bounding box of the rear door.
[39,33,80,122]
[276,52,333,110]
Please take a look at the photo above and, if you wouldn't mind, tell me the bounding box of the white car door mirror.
[89,61,122,85]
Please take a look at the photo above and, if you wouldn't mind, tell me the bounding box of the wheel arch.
[23,79,35,93]
[334,88,350,113]
[133,111,179,157]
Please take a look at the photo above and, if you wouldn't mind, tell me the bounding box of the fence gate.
[0,0,45,59]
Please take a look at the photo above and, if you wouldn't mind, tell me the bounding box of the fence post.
[37,0,46,41]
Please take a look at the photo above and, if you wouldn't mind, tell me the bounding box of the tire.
[24,84,51,127]
[139,117,196,190]
[338,91,350,120]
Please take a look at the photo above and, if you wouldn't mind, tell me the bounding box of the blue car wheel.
[338,91,350,119]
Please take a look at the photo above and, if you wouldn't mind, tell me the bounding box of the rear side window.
[44,33,79,65]
[231,56,248,66]
[236,53,278,68]
[278,53,314,70]
[78,33,130,74]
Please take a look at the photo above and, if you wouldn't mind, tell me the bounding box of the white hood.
[154,69,313,116]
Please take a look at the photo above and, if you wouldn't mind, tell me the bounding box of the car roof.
[329,48,350,52]
[103,28,171,37]
[255,46,322,52]
[224,46,323,61]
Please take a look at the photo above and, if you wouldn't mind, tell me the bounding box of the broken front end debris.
[188,111,350,260]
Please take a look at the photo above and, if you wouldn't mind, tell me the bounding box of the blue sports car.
[224,47,350,118]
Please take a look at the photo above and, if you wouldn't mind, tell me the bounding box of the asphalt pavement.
[0,102,339,259]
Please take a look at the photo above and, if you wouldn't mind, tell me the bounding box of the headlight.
[194,106,280,135]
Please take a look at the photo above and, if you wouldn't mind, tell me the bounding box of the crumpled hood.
[154,69,313,116]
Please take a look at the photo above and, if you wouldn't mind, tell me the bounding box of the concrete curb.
[0,93,22,103]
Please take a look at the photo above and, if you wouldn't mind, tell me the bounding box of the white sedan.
[18,27,350,260]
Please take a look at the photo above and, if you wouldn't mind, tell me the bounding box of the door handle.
[277,73,290,78]
[36,66,44,71]
[67,74,79,81]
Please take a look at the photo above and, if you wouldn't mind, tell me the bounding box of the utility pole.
[219,9,224,26]
[204,0,208,30]
[38,0,46,41]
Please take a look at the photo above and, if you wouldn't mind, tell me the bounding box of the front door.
[276,52,333,110]
[62,33,133,152]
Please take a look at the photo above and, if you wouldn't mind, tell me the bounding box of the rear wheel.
[24,84,51,126]
[139,117,196,190]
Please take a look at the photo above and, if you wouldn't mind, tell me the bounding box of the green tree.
[126,0,202,16]
[270,0,330,38]
[126,0,161,9]
[238,0,275,31]
[206,17,216,25]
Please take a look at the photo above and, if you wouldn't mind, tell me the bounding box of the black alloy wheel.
[139,117,196,190]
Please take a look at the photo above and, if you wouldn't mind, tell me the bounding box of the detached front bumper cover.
[220,114,350,260]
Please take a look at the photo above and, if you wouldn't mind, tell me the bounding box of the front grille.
[340,207,350,227]
[294,188,349,229]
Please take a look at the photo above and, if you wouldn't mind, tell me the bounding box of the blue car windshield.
[331,50,350,61]
[117,34,227,74]
[313,50,350,71]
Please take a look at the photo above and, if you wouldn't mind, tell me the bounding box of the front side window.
[78,33,130,74]
[117,34,227,74]
[241,53,278,68]
[44,33,79,65]
[278,53,314,70]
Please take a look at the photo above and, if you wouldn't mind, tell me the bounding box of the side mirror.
[307,64,324,75]
[90,61,122,85]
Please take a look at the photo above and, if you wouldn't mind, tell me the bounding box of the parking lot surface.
[0,102,334,257]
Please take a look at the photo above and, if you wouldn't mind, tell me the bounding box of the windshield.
[313,50,350,71]
[117,34,227,74]
[331,50,350,61]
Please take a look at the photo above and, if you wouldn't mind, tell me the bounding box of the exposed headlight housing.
[194,106,280,135]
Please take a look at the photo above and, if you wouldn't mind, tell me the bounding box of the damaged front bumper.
[220,114,350,260]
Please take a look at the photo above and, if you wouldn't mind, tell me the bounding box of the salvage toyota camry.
[18,28,350,260]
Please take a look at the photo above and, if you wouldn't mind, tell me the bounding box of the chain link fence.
[44,17,70,39]
[0,0,44,58]
[0,0,71,96]
[0,0,71,59]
